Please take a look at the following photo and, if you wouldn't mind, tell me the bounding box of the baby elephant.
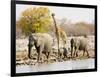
[70,37,90,58]
[58,47,68,61]
[28,33,53,63]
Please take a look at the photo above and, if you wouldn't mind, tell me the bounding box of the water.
[16,59,95,73]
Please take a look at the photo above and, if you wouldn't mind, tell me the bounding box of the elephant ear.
[31,34,37,44]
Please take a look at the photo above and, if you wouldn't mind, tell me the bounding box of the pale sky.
[16,4,95,23]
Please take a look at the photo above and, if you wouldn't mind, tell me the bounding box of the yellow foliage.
[17,7,52,35]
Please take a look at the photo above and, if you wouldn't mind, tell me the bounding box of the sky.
[16,4,95,23]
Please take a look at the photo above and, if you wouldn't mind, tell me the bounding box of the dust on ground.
[16,35,95,66]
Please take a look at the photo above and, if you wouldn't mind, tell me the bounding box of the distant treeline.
[61,22,94,36]
[16,21,94,38]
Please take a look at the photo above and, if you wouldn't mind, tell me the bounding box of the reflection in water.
[16,59,95,73]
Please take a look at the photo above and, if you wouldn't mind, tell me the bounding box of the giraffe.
[52,13,67,60]
[57,26,67,47]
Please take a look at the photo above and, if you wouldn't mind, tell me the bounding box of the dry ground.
[16,35,95,66]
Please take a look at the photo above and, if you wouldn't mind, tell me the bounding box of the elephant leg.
[76,50,78,57]
[71,51,74,58]
[71,47,75,58]
[73,51,77,58]
[65,53,68,58]
[37,51,40,63]
[45,52,48,60]
[71,47,73,58]
[75,46,79,58]
[86,50,89,58]
[60,52,63,61]
[63,53,66,59]
[63,48,67,59]
[37,47,42,63]
[82,50,85,57]
[63,54,67,59]
[38,52,42,63]
[73,48,76,58]
[63,54,65,59]
[58,49,60,59]
[73,50,76,58]
[47,52,50,62]
[28,45,32,59]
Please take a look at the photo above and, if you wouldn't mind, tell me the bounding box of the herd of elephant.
[28,33,90,63]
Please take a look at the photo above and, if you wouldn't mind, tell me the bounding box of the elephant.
[58,47,68,61]
[28,33,53,62]
[70,37,90,58]
[62,47,68,59]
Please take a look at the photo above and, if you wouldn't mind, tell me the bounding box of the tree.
[17,7,52,59]
[17,7,52,36]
